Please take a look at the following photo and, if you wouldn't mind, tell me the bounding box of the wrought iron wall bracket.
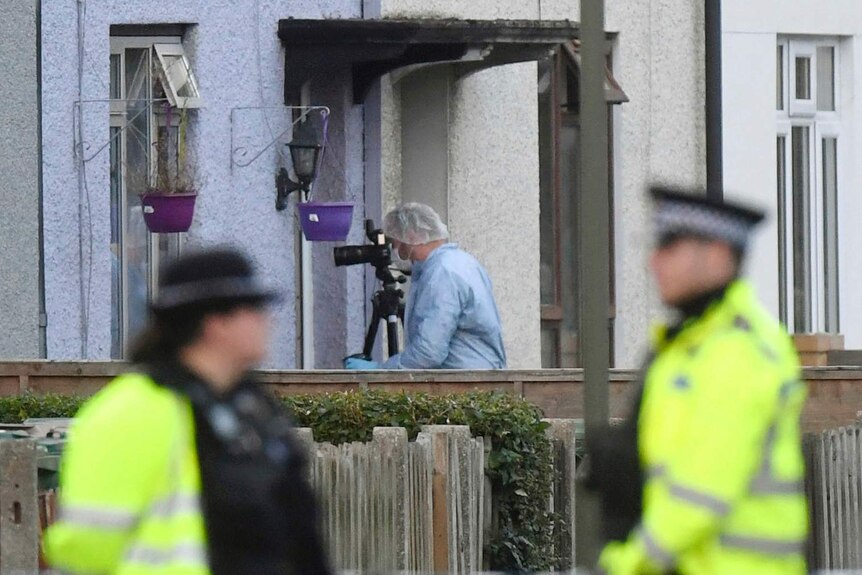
[73,98,171,164]
[229,105,330,172]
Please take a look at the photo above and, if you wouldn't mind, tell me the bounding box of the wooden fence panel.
[29,419,577,573]
[806,423,862,570]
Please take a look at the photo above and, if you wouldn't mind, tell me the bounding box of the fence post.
[482,436,493,572]
[422,425,453,574]
[0,439,39,573]
[293,427,315,483]
[450,426,473,574]
[544,418,578,570]
[373,427,408,571]
[423,425,479,574]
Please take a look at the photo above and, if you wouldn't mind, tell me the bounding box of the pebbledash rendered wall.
[41,0,709,369]
[0,0,41,359]
[40,0,368,368]
[375,0,708,368]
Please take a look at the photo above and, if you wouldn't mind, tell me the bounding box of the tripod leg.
[363,296,382,358]
[386,316,400,357]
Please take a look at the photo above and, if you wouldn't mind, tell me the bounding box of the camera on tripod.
[333,220,391,269]
[333,219,406,361]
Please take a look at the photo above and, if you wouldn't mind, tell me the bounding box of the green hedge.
[1,390,562,571]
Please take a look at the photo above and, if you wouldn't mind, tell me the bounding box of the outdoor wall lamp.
[275,111,327,211]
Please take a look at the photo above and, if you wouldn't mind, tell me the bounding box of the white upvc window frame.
[788,39,817,117]
[814,120,841,333]
[153,43,203,109]
[109,34,189,357]
[777,36,843,334]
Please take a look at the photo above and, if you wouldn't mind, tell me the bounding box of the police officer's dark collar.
[143,359,249,402]
[664,282,732,343]
[675,283,730,320]
[142,359,296,463]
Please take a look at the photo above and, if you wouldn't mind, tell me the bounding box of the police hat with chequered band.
[650,186,766,250]
[151,247,280,312]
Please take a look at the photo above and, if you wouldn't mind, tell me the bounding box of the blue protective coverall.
[382,243,506,369]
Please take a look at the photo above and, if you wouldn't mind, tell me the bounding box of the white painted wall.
[722,32,779,313]
[724,0,862,348]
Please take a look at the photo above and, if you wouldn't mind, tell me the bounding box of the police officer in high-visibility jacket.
[44,247,332,575]
[594,187,808,575]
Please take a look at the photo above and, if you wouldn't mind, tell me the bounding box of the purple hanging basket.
[141,192,197,233]
[297,201,354,241]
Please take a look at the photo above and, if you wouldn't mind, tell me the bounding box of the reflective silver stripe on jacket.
[57,505,138,531]
[720,534,806,556]
[647,464,667,481]
[635,526,675,569]
[125,542,208,567]
[748,404,805,497]
[149,492,201,518]
[667,482,731,516]
[57,491,199,532]
[749,475,804,495]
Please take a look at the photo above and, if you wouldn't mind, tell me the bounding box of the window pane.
[777,46,784,111]
[124,48,152,345]
[541,325,560,368]
[153,44,202,108]
[110,54,121,100]
[155,124,181,190]
[791,126,812,332]
[110,128,123,358]
[161,54,197,98]
[795,57,811,100]
[777,136,787,325]
[823,137,839,332]
[559,121,580,367]
[817,46,835,111]
[538,58,558,306]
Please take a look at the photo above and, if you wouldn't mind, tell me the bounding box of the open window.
[153,43,202,108]
[109,31,201,358]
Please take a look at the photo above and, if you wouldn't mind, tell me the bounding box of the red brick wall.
[1,363,859,432]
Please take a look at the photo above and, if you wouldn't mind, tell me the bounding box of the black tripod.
[361,265,406,359]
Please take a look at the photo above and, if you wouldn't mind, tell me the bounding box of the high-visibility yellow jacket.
[600,281,808,575]
[44,372,210,574]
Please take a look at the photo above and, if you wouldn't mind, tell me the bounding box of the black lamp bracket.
[229,105,330,172]
[275,167,310,211]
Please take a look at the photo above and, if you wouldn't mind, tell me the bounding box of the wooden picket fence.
[27,421,578,574]
[805,422,862,570]
[297,425,488,574]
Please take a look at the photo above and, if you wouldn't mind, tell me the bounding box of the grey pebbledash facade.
[34,0,575,369]
[8,0,777,369]
[0,0,42,360]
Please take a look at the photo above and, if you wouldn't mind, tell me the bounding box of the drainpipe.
[299,84,315,369]
[36,0,47,357]
[705,0,723,200]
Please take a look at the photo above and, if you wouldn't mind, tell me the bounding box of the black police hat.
[151,247,280,311]
[650,186,765,249]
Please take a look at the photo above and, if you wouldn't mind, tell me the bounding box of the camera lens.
[334,245,373,267]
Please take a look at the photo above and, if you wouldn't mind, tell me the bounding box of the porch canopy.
[277,18,580,104]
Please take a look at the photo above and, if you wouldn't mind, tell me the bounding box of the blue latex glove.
[343,357,380,370]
